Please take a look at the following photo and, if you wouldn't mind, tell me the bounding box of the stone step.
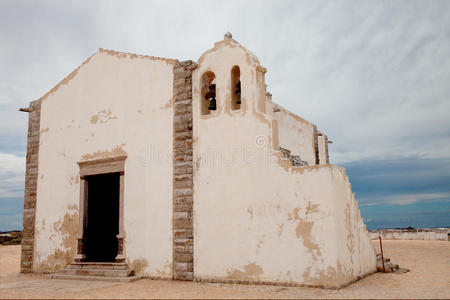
[59,268,133,277]
[68,262,128,270]
[46,274,142,283]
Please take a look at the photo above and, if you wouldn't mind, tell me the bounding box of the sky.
[0,0,449,230]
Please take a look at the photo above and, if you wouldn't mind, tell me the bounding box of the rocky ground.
[1,240,449,299]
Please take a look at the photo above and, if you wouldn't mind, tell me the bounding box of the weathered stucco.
[33,49,176,277]
[273,105,317,165]
[26,35,375,288]
[192,38,376,288]
[318,135,327,164]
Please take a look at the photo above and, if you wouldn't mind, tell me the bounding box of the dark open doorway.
[86,173,120,262]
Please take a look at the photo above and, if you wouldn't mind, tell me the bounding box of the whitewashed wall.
[33,49,176,277]
[192,38,376,288]
[318,135,327,164]
[274,106,317,165]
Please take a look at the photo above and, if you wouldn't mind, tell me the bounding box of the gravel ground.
[1,240,449,299]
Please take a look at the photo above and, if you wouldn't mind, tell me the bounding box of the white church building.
[20,33,376,288]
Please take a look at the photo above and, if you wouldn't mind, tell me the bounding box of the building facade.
[20,34,376,288]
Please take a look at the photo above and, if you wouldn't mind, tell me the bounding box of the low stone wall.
[370,228,449,241]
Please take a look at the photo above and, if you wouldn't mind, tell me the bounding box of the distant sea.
[343,158,450,231]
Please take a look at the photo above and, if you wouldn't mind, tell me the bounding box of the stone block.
[174,271,193,281]
[187,263,193,272]
[174,238,192,246]
[174,180,192,189]
[174,131,192,140]
[174,203,192,213]
[174,196,193,206]
[174,219,192,230]
[174,262,188,272]
[174,230,193,239]
[173,252,193,262]
[174,212,189,220]
[174,188,193,197]
[173,78,186,87]
[174,166,193,175]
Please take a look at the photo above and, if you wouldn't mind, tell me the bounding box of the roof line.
[272,101,318,128]
[39,51,98,103]
[98,48,178,64]
[37,48,180,103]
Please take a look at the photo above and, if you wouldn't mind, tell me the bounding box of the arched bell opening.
[201,72,216,115]
[231,66,241,111]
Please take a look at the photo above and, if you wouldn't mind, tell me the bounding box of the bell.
[205,84,216,99]
[235,81,241,105]
[208,98,216,110]
[205,83,217,111]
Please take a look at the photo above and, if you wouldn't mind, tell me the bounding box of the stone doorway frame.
[74,156,127,263]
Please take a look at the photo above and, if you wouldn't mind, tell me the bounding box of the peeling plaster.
[256,234,266,250]
[302,265,337,286]
[226,262,263,280]
[154,260,172,278]
[35,249,74,273]
[40,128,49,135]
[161,98,174,110]
[345,202,356,265]
[90,109,118,124]
[81,143,127,161]
[129,258,149,275]
[288,207,322,259]
[69,175,79,186]
[35,206,78,273]
[306,202,319,215]
[247,207,254,220]
[277,224,284,237]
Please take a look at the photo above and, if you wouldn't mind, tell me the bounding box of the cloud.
[0,153,25,231]
[344,157,450,200]
[1,0,448,164]
[359,192,450,206]
[344,157,450,229]
[0,153,25,198]
[0,1,449,229]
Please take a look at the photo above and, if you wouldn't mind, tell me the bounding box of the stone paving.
[1,240,449,299]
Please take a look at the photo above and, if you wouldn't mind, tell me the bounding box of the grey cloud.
[1,0,449,229]
[359,192,450,207]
